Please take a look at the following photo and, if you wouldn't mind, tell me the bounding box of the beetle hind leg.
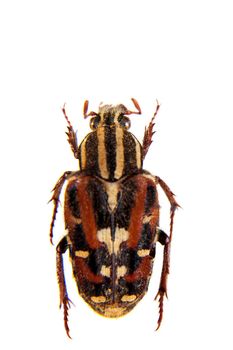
[155,242,169,330]
[155,178,180,330]
[153,229,169,329]
[56,235,73,339]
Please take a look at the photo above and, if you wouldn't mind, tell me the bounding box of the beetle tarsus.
[56,236,72,339]
[155,289,166,330]
[142,101,160,159]
[62,104,79,159]
[62,296,72,339]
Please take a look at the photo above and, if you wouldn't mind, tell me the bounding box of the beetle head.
[83,98,141,130]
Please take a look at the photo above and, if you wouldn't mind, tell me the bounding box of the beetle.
[49,98,179,338]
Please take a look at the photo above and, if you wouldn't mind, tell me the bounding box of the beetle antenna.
[125,98,142,115]
[83,100,98,119]
[62,103,72,128]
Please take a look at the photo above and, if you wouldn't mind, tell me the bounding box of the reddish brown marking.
[149,207,159,229]
[127,176,148,248]
[83,101,98,118]
[76,176,101,249]
[148,197,160,234]
[125,256,152,282]
[83,100,89,118]
[145,177,160,233]
[75,257,104,283]
[130,98,142,114]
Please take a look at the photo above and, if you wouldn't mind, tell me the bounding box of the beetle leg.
[49,171,73,244]
[154,229,169,330]
[62,104,79,159]
[56,235,73,339]
[155,177,180,330]
[142,101,160,160]
[156,176,180,243]
[155,228,169,245]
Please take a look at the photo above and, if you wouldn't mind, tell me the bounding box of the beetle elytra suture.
[49,98,179,338]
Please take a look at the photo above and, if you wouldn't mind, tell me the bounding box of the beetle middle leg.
[49,171,77,244]
[56,235,72,339]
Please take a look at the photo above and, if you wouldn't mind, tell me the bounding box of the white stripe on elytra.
[104,181,120,212]
[97,227,129,255]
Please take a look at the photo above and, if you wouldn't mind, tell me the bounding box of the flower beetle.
[49,98,179,338]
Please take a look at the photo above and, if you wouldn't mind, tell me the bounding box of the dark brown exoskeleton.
[49,98,179,338]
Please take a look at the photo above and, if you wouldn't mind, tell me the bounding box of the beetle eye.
[90,116,100,130]
[118,115,131,130]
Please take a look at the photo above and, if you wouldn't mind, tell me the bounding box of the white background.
[1,1,233,349]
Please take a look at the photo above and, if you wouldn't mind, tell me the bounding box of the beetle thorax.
[79,105,142,181]
[98,104,128,127]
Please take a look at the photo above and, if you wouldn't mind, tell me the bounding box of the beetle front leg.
[56,235,72,339]
[62,104,79,159]
[142,101,160,160]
